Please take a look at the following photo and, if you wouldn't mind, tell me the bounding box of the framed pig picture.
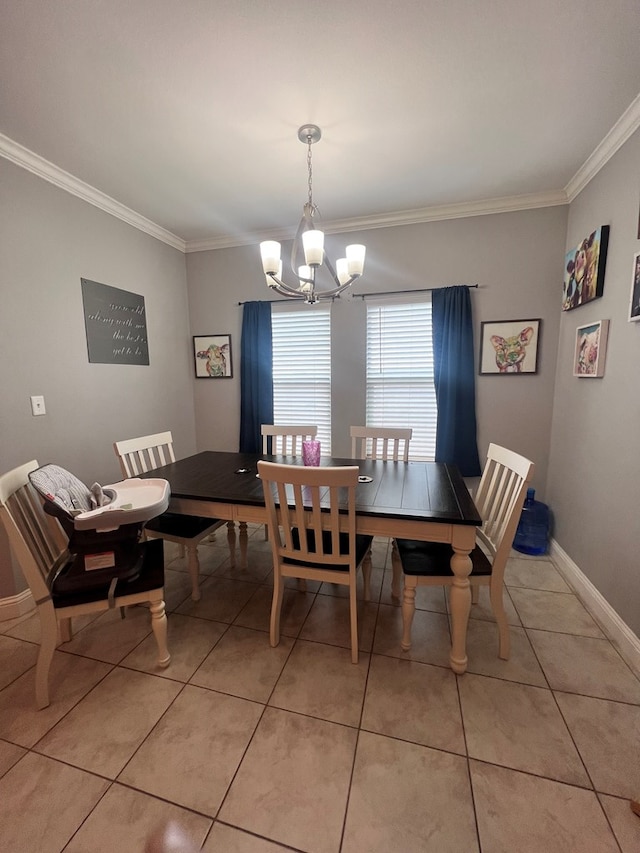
[479,319,541,375]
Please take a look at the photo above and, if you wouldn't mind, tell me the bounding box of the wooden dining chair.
[261,424,318,455]
[259,425,319,541]
[257,460,373,663]
[350,426,413,462]
[392,443,534,659]
[351,426,413,567]
[0,460,170,709]
[114,431,234,600]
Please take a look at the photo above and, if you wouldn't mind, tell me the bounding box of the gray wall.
[0,159,195,596]
[547,129,640,635]
[186,205,568,492]
[3,128,638,640]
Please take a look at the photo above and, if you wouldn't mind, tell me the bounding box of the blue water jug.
[513,488,549,555]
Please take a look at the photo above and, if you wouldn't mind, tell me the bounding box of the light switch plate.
[30,395,46,416]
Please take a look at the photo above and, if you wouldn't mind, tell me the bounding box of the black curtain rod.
[353,284,478,300]
[238,284,478,306]
[238,297,297,305]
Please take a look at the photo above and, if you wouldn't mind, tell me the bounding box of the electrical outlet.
[30,395,46,416]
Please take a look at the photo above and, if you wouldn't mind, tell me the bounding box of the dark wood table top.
[147,451,481,527]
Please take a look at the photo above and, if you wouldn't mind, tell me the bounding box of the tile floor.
[0,526,639,852]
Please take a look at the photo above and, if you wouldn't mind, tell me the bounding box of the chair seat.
[51,538,165,608]
[145,511,220,540]
[395,538,491,577]
[285,529,373,571]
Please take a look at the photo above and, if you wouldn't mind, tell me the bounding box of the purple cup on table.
[302,440,321,466]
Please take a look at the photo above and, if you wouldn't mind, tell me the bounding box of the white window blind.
[366,300,437,460]
[272,306,332,453]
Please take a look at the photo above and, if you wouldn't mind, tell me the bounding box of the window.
[366,300,437,459]
[272,306,332,452]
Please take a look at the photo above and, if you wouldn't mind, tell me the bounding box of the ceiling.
[2,1,640,252]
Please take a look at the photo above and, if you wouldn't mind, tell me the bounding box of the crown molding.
[0,133,186,252]
[184,190,568,253]
[565,92,640,201]
[11,101,639,253]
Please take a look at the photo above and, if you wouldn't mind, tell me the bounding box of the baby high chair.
[0,461,172,708]
[28,463,171,593]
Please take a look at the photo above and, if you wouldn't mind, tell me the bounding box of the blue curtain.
[239,302,273,452]
[432,286,481,476]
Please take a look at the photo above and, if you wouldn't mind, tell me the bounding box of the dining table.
[144,450,482,674]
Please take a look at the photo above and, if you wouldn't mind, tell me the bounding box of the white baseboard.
[0,588,35,622]
[550,538,640,677]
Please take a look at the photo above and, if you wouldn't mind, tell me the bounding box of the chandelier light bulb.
[346,244,366,276]
[260,241,281,275]
[298,265,312,284]
[302,230,325,266]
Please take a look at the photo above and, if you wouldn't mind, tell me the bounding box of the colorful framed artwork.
[193,334,233,378]
[573,320,609,377]
[562,225,610,311]
[479,319,541,374]
[629,252,640,322]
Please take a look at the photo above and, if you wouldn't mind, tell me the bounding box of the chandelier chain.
[307,136,315,213]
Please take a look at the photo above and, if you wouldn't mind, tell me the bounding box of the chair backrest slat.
[350,426,412,462]
[258,461,359,571]
[261,425,318,456]
[475,444,534,579]
[114,431,177,478]
[0,460,66,601]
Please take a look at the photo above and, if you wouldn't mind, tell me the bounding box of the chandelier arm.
[266,273,311,296]
[268,284,304,300]
[266,272,358,302]
[313,278,358,299]
[290,214,307,276]
[270,267,314,289]
[270,286,303,300]
[267,279,318,305]
[321,251,341,289]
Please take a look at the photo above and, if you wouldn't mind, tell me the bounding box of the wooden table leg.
[448,546,473,674]
[401,580,417,650]
[238,521,249,569]
[226,521,236,568]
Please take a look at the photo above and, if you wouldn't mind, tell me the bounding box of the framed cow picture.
[193,334,233,378]
[562,226,609,311]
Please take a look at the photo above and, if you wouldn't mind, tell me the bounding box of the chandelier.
[260,125,366,304]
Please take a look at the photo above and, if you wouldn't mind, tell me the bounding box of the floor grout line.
[0,546,637,851]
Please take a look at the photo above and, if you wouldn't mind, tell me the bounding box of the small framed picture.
[479,319,541,374]
[193,334,233,378]
[573,320,609,377]
[629,252,640,322]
